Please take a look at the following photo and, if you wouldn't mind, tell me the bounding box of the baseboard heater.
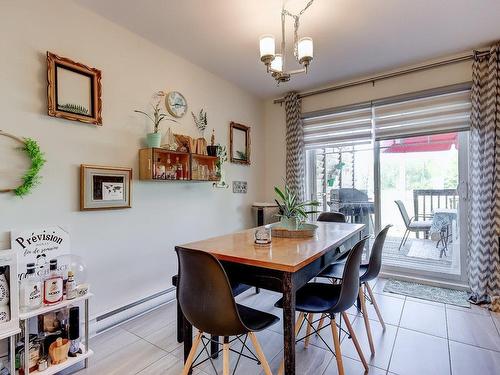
[94,286,176,334]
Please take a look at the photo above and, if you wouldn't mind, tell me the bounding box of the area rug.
[383,279,470,307]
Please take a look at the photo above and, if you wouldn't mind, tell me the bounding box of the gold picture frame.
[47,52,103,125]
[80,165,132,210]
[229,122,251,165]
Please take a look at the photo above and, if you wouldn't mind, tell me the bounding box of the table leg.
[282,272,296,375]
[183,314,193,374]
[177,300,184,343]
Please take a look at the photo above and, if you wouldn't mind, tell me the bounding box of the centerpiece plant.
[274,184,319,229]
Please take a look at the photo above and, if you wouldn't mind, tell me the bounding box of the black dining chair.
[317,211,346,223]
[176,247,279,375]
[274,237,369,375]
[318,225,392,355]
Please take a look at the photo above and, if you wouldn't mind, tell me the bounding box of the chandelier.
[259,0,315,84]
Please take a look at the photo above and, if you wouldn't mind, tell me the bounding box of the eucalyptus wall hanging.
[0,130,46,197]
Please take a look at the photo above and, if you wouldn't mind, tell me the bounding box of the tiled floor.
[76,278,500,374]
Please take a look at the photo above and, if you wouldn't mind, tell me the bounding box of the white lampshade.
[298,37,314,60]
[259,34,276,58]
[270,54,283,72]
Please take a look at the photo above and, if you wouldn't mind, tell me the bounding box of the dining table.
[175,221,366,375]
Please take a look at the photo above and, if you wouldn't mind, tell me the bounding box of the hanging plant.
[0,131,46,197]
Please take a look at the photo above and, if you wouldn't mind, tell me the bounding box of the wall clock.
[165,91,187,118]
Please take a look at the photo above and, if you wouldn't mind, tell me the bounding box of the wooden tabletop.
[177,222,365,272]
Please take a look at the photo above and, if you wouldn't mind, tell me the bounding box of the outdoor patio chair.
[394,200,432,251]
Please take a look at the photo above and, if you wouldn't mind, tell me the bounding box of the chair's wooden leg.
[330,315,345,375]
[359,285,375,355]
[278,312,304,375]
[317,313,326,333]
[304,313,314,348]
[181,331,202,375]
[223,338,230,375]
[249,332,272,375]
[341,312,369,371]
[365,282,386,331]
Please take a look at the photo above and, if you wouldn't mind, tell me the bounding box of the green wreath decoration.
[0,130,46,197]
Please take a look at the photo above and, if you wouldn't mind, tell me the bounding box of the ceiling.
[75,0,500,98]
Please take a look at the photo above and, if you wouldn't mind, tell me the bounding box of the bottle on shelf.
[19,263,42,312]
[66,270,77,300]
[43,259,63,305]
[175,157,182,180]
[166,154,173,179]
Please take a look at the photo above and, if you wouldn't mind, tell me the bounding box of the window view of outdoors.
[306,132,463,275]
[306,143,374,254]
[379,132,461,275]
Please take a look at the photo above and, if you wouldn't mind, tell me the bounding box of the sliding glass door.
[303,84,471,284]
[377,132,468,282]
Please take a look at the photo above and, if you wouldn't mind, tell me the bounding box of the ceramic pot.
[146,132,162,148]
[207,145,218,157]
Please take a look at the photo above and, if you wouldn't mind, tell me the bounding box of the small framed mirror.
[230,122,250,165]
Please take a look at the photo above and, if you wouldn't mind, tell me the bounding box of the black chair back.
[334,237,367,312]
[363,225,391,282]
[317,212,346,223]
[176,247,246,336]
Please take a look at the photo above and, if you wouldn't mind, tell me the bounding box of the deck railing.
[413,188,458,218]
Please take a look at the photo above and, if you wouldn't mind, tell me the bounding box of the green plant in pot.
[274,184,320,230]
[135,92,178,148]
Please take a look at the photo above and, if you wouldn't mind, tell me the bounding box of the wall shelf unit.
[139,148,220,182]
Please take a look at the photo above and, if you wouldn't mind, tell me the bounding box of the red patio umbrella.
[381,133,458,153]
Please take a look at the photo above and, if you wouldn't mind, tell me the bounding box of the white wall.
[0,0,266,318]
[264,57,472,201]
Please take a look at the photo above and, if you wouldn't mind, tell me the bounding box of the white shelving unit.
[0,250,20,375]
[28,346,93,375]
[21,293,93,375]
[19,293,93,320]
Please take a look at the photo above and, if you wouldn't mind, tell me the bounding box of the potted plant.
[214,144,228,185]
[274,184,320,230]
[135,92,177,148]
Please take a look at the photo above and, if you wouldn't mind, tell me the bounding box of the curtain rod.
[273,49,490,104]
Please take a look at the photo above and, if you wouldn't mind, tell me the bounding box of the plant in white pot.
[135,92,178,148]
[274,184,320,230]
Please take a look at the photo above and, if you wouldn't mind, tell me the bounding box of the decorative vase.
[146,132,162,148]
[280,216,299,230]
[0,269,9,306]
[0,305,10,324]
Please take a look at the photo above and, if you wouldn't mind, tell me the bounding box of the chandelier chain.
[281,0,315,58]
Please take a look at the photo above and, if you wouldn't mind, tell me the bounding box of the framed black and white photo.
[80,165,131,210]
[47,52,102,125]
[232,181,248,194]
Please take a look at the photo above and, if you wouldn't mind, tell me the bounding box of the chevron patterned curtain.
[468,43,500,312]
[284,91,305,201]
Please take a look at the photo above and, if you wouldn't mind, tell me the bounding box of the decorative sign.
[11,226,70,280]
[233,181,248,194]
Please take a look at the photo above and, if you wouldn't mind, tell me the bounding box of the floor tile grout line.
[447,337,500,353]
[133,352,172,375]
[385,296,406,373]
[445,304,453,375]
[489,310,500,337]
